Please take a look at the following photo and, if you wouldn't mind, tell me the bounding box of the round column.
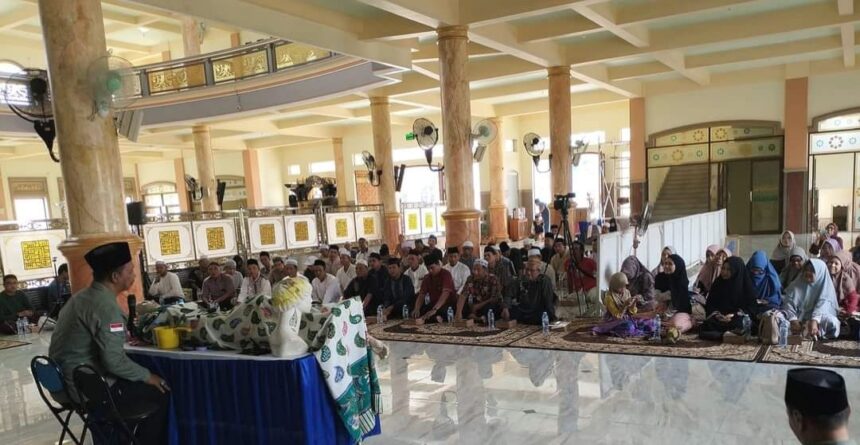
[370,97,401,248]
[181,17,201,57]
[437,25,480,249]
[487,117,508,241]
[38,0,143,310]
[332,138,347,206]
[192,125,219,211]
[548,66,572,225]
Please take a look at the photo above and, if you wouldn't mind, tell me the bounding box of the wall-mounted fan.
[394,164,406,192]
[522,132,550,172]
[571,139,589,166]
[408,118,443,171]
[2,68,58,162]
[87,55,139,118]
[361,150,382,186]
[471,119,497,162]
[632,202,652,254]
[185,174,204,201]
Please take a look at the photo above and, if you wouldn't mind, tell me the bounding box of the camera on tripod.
[553,193,576,214]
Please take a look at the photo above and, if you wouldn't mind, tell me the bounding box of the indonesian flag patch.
[109,322,124,333]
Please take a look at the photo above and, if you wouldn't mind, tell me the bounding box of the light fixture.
[138,26,150,35]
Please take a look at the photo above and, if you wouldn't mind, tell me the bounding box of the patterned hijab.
[746,250,781,309]
[771,230,796,262]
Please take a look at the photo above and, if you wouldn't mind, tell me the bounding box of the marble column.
[437,25,480,249]
[784,77,809,233]
[181,17,201,57]
[548,66,572,226]
[243,149,262,208]
[192,125,219,211]
[629,97,646,216]
[332,138,347,206]
[487,117,508,241]
[38,0,143,310]
[370,97,401,247]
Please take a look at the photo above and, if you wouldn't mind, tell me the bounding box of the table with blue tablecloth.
[126,346,381,445]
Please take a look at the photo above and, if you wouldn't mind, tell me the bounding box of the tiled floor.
[2,332,859,444]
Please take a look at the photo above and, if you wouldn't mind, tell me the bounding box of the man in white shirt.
[311,259,341,304]
[148,261,183,304]
[443,247,470,295]
[284,258,307,282]
[238,259,272,304]
[460,241,477,270]
[404,249,428,294]
[336,248,356,291]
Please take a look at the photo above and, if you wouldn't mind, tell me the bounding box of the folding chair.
[29,356,86,445]
[72,365,158,445]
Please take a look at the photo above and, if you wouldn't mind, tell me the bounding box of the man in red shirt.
[566,240,599,316]
[412,256,456,323]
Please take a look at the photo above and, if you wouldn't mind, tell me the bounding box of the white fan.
[522,132,550,172]
[87,55,140,118]
[471,119,497,162]
[361,150,382,186]
[571,139,589,166]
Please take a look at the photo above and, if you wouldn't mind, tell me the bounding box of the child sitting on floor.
[591,273,656,338]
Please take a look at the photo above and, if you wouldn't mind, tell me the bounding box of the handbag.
[758,310,780,345]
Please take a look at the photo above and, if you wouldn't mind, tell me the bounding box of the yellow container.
[153,326,181,349]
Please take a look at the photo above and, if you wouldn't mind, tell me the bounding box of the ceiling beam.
[493,89,626,116]
[653,51,710,85]
[0,5,37,30]
[686,34,846,69]
[516,14,600,43]
[243,134,325,150]
[607,62,672,81]
[355,0,459,28]
[359,16,432,41]
[571,3,649,48]
[615,0,761,26]
[841,24,856,67]
[569,65,642,97]
[411,42,498,62]
[10,24,154,53]
[838,0,854,16]
[274,115,344,129]
[469,23,567,67]
[460,0,602,27]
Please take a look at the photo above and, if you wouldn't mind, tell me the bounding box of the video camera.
[553,193,576,214]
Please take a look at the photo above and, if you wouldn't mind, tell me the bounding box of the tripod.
[549,204,590,317]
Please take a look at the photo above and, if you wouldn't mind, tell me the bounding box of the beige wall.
[808,71,860,121]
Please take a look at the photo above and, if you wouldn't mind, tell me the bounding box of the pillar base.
[59,233,144,314]
[442,209,481,249]
[488,205,508,242]
[383,212,402,250]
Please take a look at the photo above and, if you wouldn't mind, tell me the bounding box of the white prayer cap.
[319,244,329,250]
[339,248,350,255]
[304,256,317,266]
[523,238,535,246]
[474,258,489,268]
[462,241,474,248]
[285,258,298,267]
[356,259,368,266]
[528,248,541,258]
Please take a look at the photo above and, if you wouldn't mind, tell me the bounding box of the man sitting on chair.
[49,242,169,445]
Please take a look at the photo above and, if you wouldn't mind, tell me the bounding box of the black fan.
[184,174,204,201]
[394,164,406,192]
[523,132,550,172]
[361,150,382,186]
[2,68,58,162]
[411,118,443,171]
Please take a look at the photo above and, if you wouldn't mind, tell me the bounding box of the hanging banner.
[325,212,357,245]
[284,214,319,249]
[192,219,238,259]
[354,211,382,241]
[0,229,66,281]
[247,216,286,253]
[144,222,195,265]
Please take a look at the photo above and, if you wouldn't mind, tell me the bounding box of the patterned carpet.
[0,339,29,351]
[761,340,860,368]
[367,319,540,347]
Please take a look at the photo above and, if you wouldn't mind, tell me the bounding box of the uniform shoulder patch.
[109,322,124,333]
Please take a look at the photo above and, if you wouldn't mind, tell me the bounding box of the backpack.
[758,310,780,345]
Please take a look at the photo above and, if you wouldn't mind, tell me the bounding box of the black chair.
[72,365,159,445]
[30,356,86,445]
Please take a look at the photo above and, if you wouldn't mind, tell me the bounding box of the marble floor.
[2,332,859,445]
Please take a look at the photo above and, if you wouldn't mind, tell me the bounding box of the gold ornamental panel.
[20,240,51,270]
[294,221,310,242]
[147,63,206,94]
[258,223,276,246]
[159,230,181,256]
[212,49,269,83]
[362,217,375,237]
[205,227,226,251]
[275,43,331,70]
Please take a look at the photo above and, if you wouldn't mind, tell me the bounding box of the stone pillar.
[332,138,347,206]
[437,26,480,249]
[181,17,201,57]
[370,97,401,248]
[174,157,189,212]
[629,97,646,216]
[230,32,241,48]
[487,117,508,241]
[548,66,571,226]
[243,149,262,208]
[38,0,143,311]
[192,125,219,211]
[784,77,809,233]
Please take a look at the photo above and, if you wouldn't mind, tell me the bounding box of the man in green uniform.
[786,367,854,445]
[0,274,34,334]
[49,242,169,444]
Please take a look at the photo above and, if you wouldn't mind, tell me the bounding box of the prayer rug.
[0,339,28,350]
[760,340,860,368]
[509,318,765,362]
[368,320,541,347]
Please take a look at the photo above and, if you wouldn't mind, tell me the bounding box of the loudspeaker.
[126,201,146,225]
[216,180,227,206]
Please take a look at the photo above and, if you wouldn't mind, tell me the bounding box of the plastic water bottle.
[487,309,496,330]
[377,305,385,323]
[653,315,662,341]
[447,307,454,323]
[22,316,29,335]
[424,293,431,306]
[468,294,474,306]
[16,317,23,336]
[402,305,409,319]
[741,314,752,340]
[541,312,550,335]
[778,317,789,347]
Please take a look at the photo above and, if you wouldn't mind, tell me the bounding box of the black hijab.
[655,254,691,314]
[706,257,756,316]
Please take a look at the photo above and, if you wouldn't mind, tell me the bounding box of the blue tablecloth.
[128,349,381,445]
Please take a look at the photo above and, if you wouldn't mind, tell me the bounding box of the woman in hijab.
[699,257,757,338]
[851,235,860,265]
[781,259,841,339]
[770,230,796,273]
[694,245,722,296]
[651,246,676,275]
[827,250,860,318]
[779,247,807,290]
[591,272,656,338]
[810,222,845,255]
[654,254,693,337]
[620,256,655,311]
[819,238,841,262]
[746,250,782,312]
